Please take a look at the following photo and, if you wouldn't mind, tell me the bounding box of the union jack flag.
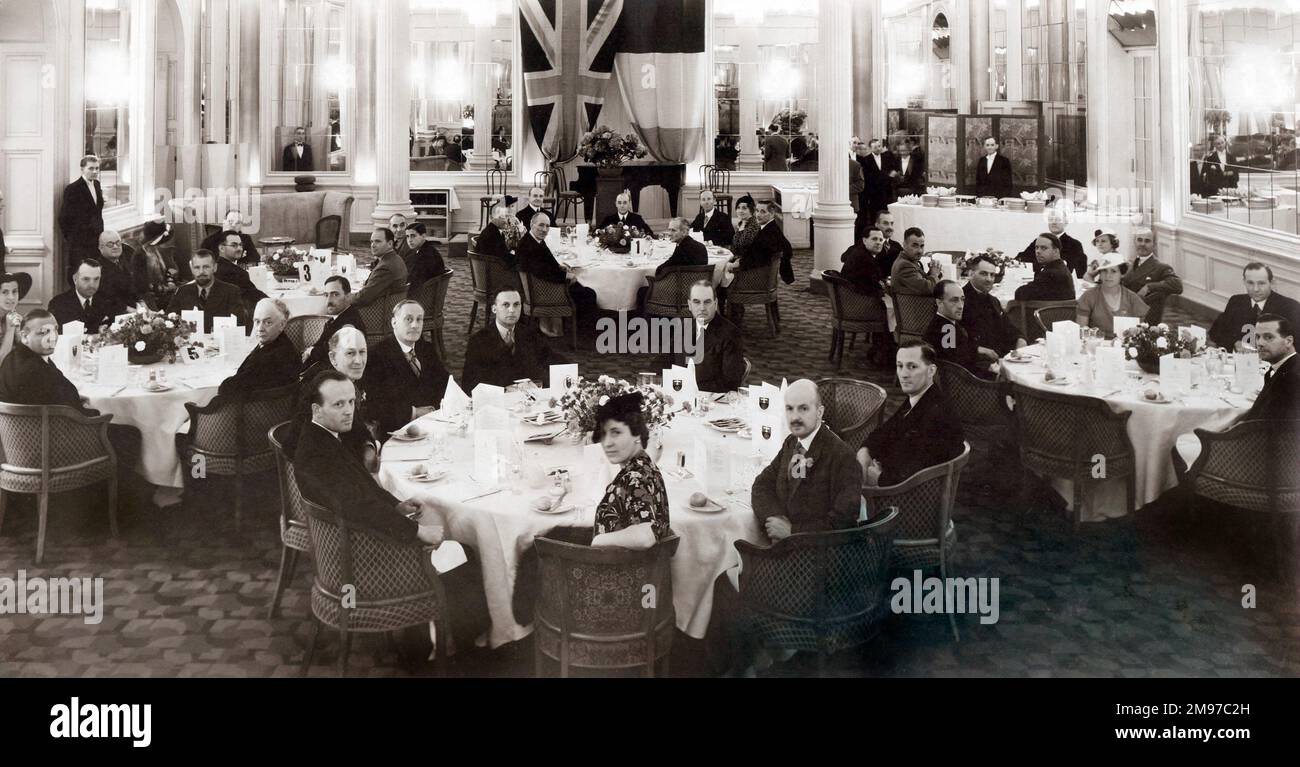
[519,0,624,163]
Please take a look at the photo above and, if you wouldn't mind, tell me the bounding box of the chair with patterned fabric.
[355,285,408,347]
[1009,299,1076,342]
[1034,303,1080,336]
[815,377,888,449]
[314,215,342,250]
[266,422,310,619]
[1010,383,1135,529]
[889,289,934,345]
[520,270,578,351]
[823,270,889,368]
[728,259,781,337]
[861,444,970,641]
[643,265,715,320]
[733,510,900,676]
[282,315,330,355]
[177,383,298,532]
[300,496,450,677]
[0,404,118,564]
[533,533,680,678]
[409,268,453,359]
[466,251,522,334]
[937,360,1014,449]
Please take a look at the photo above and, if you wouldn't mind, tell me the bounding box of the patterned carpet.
[1,248,1296,678]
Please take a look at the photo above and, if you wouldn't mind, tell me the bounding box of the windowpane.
[84,1,132,208]
[271,0,348,173]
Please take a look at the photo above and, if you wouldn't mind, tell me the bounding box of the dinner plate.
[534,503,575,515]
[1044,377,1071,386]
[143,383,175,393]
[387,430,427,442]
[685,499,727,514]
[408,469,448,483]
[521,409,564,425]
[524,427,566,443]
[706,418,747,433]
[1137,394,1173,405]
[1003,356,1033,364]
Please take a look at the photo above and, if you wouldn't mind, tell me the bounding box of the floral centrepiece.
[556,376,675,435]
[959,247,1016,277]
[100,307,197,363]
[1120,323,1200,373]
[262,246,307,278]
[578,126,648,168]
[594,223,650,254]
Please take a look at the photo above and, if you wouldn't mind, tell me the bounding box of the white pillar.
[1085,0,1109,203]
[372,0,414,225]
[952,0,973,112]
[1155,0,1184,228]
[970,0,991,106]
[1007,0,1023,101]
[735,26,762,171]
[207,0,228,143]
[353,0,376,186]
[468,22,495,172]
[869,0,886,140]
[811,0,855,291]
[131,0,158,218]
[237,0,260,187]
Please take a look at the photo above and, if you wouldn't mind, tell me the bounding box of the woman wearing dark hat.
[132,219,180,309]
[729,194,760,260]
[0,272,34,366]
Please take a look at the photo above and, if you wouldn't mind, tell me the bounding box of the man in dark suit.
[673,281,746,394]
[93,230,141,308]
[1016,212,1087,277]
[893,139,925,197]
[762,128,790,172]
[1121,229,1182,323]
[303,275,366,368]
[1014,234,1076,302]
[751,378,864,541]
[974,136,1014,198]
[403,223,446,294]
[215,230,268,317]
[1201,134,1239,193]
[733,200,793,289]
[462,288,566,391]
[858,138,898,229]
[363,300,450,437]
[0,311,94,413]
[1210,263,1300,351]
[891,227,943,296]
[516,212,597,315]
[515,187,547,230]
[859,341,966,487]
[839,225,886,297]
[281,127,314,172]
[58,155,106,268]
[200,211,260,266]
[48,259,127,333]
[217,298,300,397]
[389,214,412,264]
[598,191,653,236]
[848,141,865,220]
[925,280,1000,379]
[654,218,708,277]
[166,250,247,333]
[875,210,904,278]
[690,190,735,247]
[292,326,377,468]
[962,252,1026,356]
[1242,314,1299,422]
[476,205,515,265]
[348,228,408,310]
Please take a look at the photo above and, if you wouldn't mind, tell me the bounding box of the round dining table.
[555,240,733,312]
[1000,343,1254,521]
[376,394,765,649]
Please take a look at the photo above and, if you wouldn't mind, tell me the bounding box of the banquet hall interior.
[0,0,1296,679]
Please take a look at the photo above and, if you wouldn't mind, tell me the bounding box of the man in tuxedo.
[302,275,366,368]
[962,252,1026,357]
[1242,314,1299,422]
[1210,263,1300,351]
[654,217,708,277]
[477,205,515,265]
[690,190,734,247]
[839,225,885,298]
[461,288,565,391]
[217,298,300,397]
[751,378,863,541]
[1016,211,1087,278]
[348,228,408,310]
[389,213,411,263]
[403,222,446,294]
[200,210,260,266]
[93,230,140,309]
[891,227,943,296]
[282,127,314,172]
[166,250,247,333]
[516,212,597,319]
[893,138,925,197]
[674,281,745,394]
[598,191,653,236]
[875,211,903,277]
[515,187,547,230]
[363,300,450,437]
[58,155,105,268]
[1121,229,1182,323]
[48,259,126,333]
[858,138,898,230]
[1201,134,1239,193]
[216,230,268,316]
[974,136,1014,199]
[925,280,1000,379]
[859,341,965,487]
[1014,234,1076,302]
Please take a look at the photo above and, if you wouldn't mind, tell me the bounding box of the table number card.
[549,363,579,394]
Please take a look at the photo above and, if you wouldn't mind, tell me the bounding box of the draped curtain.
[613,0,707,164]
[278,0,316,128]
[412,41,473,128]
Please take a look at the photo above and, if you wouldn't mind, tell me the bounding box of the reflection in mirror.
[932,13,950,61]
[272,0,348,173]
[84,0,132,207]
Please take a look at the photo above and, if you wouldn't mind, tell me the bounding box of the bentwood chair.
[0,404,118,564]
[551,164,583,226]
[707,166,734,217]
[889,289,934,345]
[313,215,342,250]
[283,315,330,355]
[480,168,508,229]
[177,383,298,532]
[728,260,781,337]
[815,377,888,449]
[643,265,715,319]
[355,285,409,347]
[1009,299,1076,342]
[266,422,309,619]
[861,444,970,641]
[409,268,454,359]
[466,250,522,334]
[533,533,680,678]
[1034,304,1080,336]
[520,270,578,351]
[1010,383,1136,530]
[734,511,900,676]
[300,496,450,677]
[533,170,559,219]
[823,270,889,368]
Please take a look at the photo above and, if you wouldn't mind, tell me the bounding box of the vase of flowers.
[100,307,198,364]
[1120,323,1200,374]
[556,376,675,441]
[262,246,307,278]
[578,126,648,169]
[595,223,649,254]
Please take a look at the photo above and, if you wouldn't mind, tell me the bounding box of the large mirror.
[931,12,950,61]
[84,0,132,208]
[269,0,348,173]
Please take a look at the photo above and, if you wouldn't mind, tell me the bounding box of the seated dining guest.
[348,228,409,310]
[728,195,760,261]
[751,379,864,542]
[654,217,707,277]
[515,187,547,231]
[217,298,299,397]
[302,275,365,367]
[839,224,886,297]
[890,227,943,296]
[1209,262,1300,351]
[363,300,450,437]
[1013,233,1076,302]
[875,211,904,278]
[962,253,1025,357]
[1241,314,1299,422]
[402,222,447,294]
[858,341,965,487]
[925,280,1000,379]
[462,288,565,392]
[598,191,653,236]
[0,272,33,368]
[673,281,746,393]
[1075,253,1148,338]
[1016,210,1086,278]
[215,230,268,316]
[167,250,247,333]
[748,200,794,284]
[1083,227,1121,281]
[200,210,260,266]
[291,326,378,468]
[1120,229,1182,324]
[690,190,735,247]
[476,205,516,267]
[389,214,411,263]
[516,212,597,319]
[48,259,127,333]
[93,230,141,309]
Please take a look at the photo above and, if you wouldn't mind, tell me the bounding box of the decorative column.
[1085,0,1110,205]
[353,0,376,186]
[952,0,973,113]
[735,26,762,171]
[468,21,496,172]
[237,0,260,187]
[810,0,855,292]
[130,0,158,219]
[372,0,414,226]
[969,0,991,105]
[869,0,886,140]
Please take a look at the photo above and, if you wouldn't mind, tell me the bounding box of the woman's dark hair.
[592,392,650,448]
[735,194,757,212]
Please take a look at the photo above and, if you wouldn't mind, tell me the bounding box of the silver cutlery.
[461,488,504,503]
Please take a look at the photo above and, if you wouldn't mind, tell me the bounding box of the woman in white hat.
[1076,252,1148,338]
[1083,227,1121,282]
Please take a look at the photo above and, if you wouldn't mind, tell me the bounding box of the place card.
[1160,354,1192,397]
[662,365,696,409]
[1184,325,1207,349]
[750,382,786,459]
[690,230,706,244]
[1094,346,1126,389]
[181,309,204,332]
[52,335,76,373]
[62,320,86,339]
[1234,351,1262,392]
[212,315,239,337]
[335,253,356,279]
[1052,319,1081,341]
[549,363,579,394]
[97,344,128,385]
[473,430,508,485]
[472,382,505,412]
[1112,316,1139,336]
[575,223,590,240]
[220,326,249,361]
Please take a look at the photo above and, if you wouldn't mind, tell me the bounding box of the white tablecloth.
[268,284,328,318]
[74,355,242,488]
[771,184,818,248]
[885,272,1089,332]
[557,241,733,312]
[377,398,764,647]
[1001,344,1252,521]
[890,203,1140,259]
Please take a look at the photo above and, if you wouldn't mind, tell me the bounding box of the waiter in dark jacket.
[1014,233,1076,302]
[974,137,1014,199]
[363,300,450,437]
[217,298,300,397]
[690,190,735,247]
[857,139,898,227]
[58,156,106,267]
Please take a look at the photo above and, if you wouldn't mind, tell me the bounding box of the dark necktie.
[898,400,914,419]
[1252,303,1262,322]
[83,298,91,314]
[407,349,421,377]
[1265,368,1274,384]
[505,328,515,351]
[788,442,806,476]
[198,288,208,308]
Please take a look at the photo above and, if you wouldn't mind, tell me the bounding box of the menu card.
[1094,346,1126,389]
[1184,325,1207,349]
[662,365,697,409]
[220,326,249,362]
[1052,319,1081,342]
[247,265,270,291]
[441,375,470,415]
[750,381,787,459]
[53,335,77,373]
[549,363,579,394]
[1234,352,1262,392]
[62,320,86,339]
[472,383,507,430]
[97,344,128,385]
[575,224,589,240]
[1112,316,1139,336]
[690,230,706,244]
[473,430,508,485]
[1160,354,1192,397]
[335,253,355,279]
